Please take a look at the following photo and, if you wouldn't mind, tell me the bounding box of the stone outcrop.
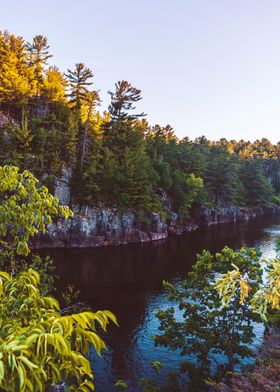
[33,167,280,249]
[34,205,168,248]
[54,165,72,206]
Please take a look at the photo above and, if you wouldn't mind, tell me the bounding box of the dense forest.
[1,30,280,217]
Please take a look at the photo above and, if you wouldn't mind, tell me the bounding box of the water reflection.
[42,216,280,391]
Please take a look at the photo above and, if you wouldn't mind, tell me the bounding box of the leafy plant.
[0,165,73,255]
[0,267,118,391]
[114,379,128,389]
[216,257,280,320]
[154,247,263,389]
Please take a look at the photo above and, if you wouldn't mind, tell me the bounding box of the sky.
[1,0,280,142]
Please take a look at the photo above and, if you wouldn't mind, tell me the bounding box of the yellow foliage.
[0,268,118,391]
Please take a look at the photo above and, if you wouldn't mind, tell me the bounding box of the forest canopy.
[1,30,280,216]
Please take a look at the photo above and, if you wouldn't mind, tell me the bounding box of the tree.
[0,165,117,391]
[0,165,72,255]
[79,90,101,171]
[170,172,205,216]
[12,119,34,167]
[107,80,144,122]
[87,82,158,210]
[65,63,94,112]
[215,251,280,320]
[241,159,273,206]
[0,267,117,391]
[0,31,35,109]
[204,146,244,206]
[26,35,52,94]
[43,66,67,103]
[103,80,145,152]
[154,247,262,389]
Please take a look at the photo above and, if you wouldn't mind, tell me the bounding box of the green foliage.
[0,166,73,255]
[140,366,181,392]
[276,236,280,253]
[216,256,280,320]
[172,172,205,216]
[0,165,116,391]
[0,267,118,391]
[241,160,273,206]
[154,246,263,388]
[65,63,94,112]
[0,245,87,314]
[114,379,128,389]
[205,146,245,206]
[151,361,163,374]
[0,246,56,296]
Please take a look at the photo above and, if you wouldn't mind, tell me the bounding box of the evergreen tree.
[79,90,100,170]
[26,35,52,94]
[241,159,273,205]
[107,80,144,122]
[43,66,67,103]
[0,31,35,109]
[65,63,94,112]
[103,80,145,153]
[85,82,157,210]
[205,146,244,206]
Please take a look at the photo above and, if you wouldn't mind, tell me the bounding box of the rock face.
[32,167,168,248]
[35,205,168,248]
[54,165,72,206]
[194,205,280,226]
[34,168,280,249]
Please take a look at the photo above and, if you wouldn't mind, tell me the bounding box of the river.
[43,215,280,391]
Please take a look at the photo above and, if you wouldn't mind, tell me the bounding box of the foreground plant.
[215,256,280,319]
[0,267,117,391]
[0,165,73,255]
[154,247,263,389]
[0,165,117,391]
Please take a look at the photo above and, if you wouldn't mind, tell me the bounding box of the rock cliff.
[33,167,280,249]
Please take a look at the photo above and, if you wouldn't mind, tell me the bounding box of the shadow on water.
[40,215,280,391]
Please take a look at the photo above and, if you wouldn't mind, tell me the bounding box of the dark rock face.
[33,168,280,249]
[34,205,168,248]
[195,205,280,227]
[36,204,280,249]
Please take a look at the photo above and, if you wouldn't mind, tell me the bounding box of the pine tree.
[65,63,94,112]
[79,90,100,170]
[241,159,273,205]
[108,80,144,122]
[103,80,145,155]
[0,31,35,107]
[26,35,52,94]
[205,146,244,206]
[43,66,67,103]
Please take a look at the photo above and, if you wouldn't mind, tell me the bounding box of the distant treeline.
[0,30,280,215]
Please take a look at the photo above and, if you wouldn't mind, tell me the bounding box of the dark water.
[43,216,280,391]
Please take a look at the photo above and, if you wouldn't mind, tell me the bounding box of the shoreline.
[32,205,280,250]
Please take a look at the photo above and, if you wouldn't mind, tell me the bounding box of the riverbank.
[33,203,280,249]
[30,166,280,249]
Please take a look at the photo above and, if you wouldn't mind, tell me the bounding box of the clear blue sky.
[1,0,280,142]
